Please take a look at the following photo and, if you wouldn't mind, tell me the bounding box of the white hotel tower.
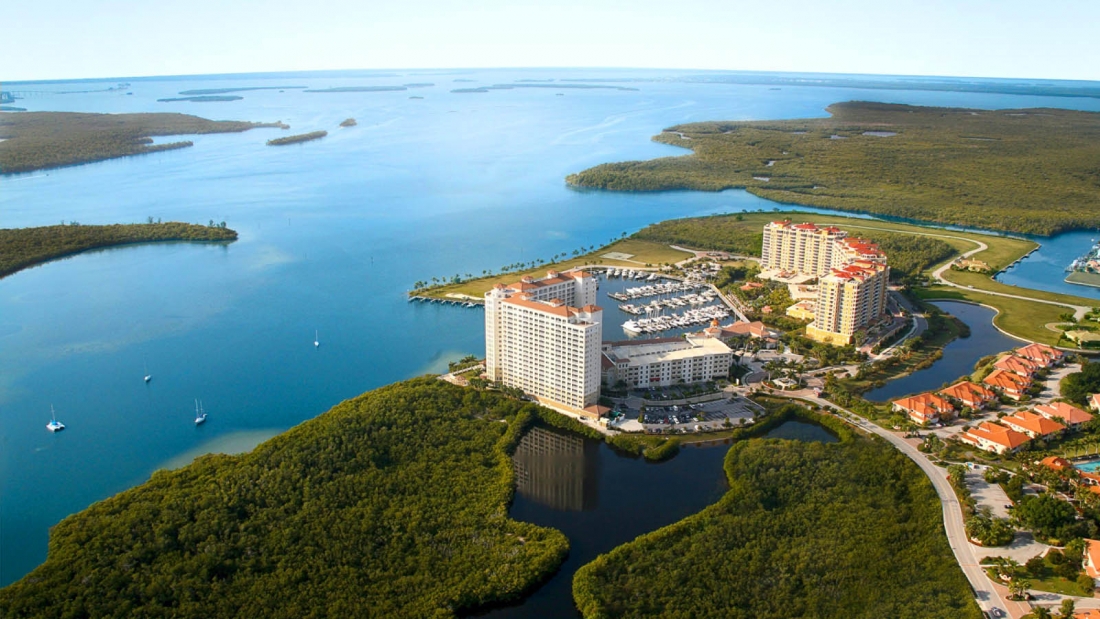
[485,270,603,414]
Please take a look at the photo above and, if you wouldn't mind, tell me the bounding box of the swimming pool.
[1076,460,1100,473]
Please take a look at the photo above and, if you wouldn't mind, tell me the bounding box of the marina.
[607,280,709,301]
[622,305,730,335]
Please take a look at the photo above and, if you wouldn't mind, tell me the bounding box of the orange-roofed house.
[958,422,1030,454]
[1001,410,1066,439]
[1084,539,1100,579]
[1016,342,1065,368]
[994,354,1040,379]
[1075,609,1100,619]
[1040,456,1072,472]
[892,392,956,425]
[938,382,996,410]
[983,368,1030,400]
[1034,401,1094,428]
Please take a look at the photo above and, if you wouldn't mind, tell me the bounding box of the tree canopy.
[0,222,237,280]
[568,102,1100,236]
[0,379,569,618]
[572,405,981,619]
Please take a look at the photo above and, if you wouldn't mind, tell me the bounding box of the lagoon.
[3,68,1100,586]
[864,301,1021,402]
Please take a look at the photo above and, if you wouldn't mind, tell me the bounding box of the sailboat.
[143,360,152,383]
[46,405,65,432]
[194,399,207,425]
[314,330,320,348]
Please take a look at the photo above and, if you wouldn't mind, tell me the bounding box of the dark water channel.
[864,301,1020,402]
[478,420,837,617]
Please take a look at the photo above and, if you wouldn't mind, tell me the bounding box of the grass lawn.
[419,239,692,299]
[983,561,1094,598]
[1067,270,1100,289]
[943,270,1098,308]
[915,286,1066,345]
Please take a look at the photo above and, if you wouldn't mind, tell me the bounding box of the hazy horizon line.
[5,65,1100,86]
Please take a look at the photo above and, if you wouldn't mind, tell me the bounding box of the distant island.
[177,87,307,95]
[0,222,238,279]
[404,82,434,88]
[156,95,243,103]
[0,112,287,174]
[566,101,1100,236]
[304,86,407,93]
[339,118,357,127]
[451,83,639,94]
[267,130,327,146]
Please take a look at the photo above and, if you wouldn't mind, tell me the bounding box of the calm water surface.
[3,69,1100,585]
[864,301,1020,402]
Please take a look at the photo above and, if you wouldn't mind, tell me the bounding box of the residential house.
[1039,456,1072,472]
[1090,393,1100,412]
[892,392,956,425]
[1000,410,1065,439]
[1074,609,1100,619]
[1084,539,1100,579]
[938,381,997,410]
[983,368,1030,400]
[958,422,1030,454]
[1015,342,1065,368]
[1034,401,1094,428]
[994,354,1040,379]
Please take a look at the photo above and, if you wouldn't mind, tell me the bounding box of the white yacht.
[46,405,65,432]
[195,400,207,425]
[314,330,320,348]
[143,360,152,383]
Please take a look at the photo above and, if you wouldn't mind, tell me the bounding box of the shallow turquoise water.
[1077,461,1100,473]
[3,68,1100,586]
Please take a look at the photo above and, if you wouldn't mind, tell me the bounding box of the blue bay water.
[2,68,1100,586]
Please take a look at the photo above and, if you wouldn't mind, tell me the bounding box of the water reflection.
[763,420,839,443]
[512,426,600,511]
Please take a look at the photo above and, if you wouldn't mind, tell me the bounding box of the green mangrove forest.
[572,405,982,619]
[0,379,570,618]
[567,101,1100,235]
[267,131,327,146]
[632,211,955,281]
[0,112,287,174]
[0,222,238,280]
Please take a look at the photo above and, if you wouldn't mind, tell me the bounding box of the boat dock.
[408,295,483,308]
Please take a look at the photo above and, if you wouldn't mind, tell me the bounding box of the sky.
[5,0,1100,82]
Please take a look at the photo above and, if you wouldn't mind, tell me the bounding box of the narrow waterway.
[478,420,836,617]
[864,301,1020,402]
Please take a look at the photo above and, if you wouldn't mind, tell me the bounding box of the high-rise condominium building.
[485,270,603,413]
[761,221,887,276]
[760,221,848,276]
[806,260,890,344]
[760,221,890,345]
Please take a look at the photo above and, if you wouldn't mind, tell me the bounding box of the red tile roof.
[893,392,955,421]
[983,368,1029,392]
[938,381,996,405]
[1034,401,1093,426]
[1001,410,1065,437]
[1040,456,1072,471]
[962,422,1030,451]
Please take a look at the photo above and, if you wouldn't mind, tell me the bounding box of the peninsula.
[566,102,1100,236]
[266,130,327,146]
[0,379,570,618]
[574,404,982,619]
[0,222,238,279]
[0,112,287,174]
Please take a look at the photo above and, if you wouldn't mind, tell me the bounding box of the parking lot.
[612,396,764,433]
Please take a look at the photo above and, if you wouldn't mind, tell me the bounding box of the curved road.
[787,392,1028,617]
[841,223,1090,322]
